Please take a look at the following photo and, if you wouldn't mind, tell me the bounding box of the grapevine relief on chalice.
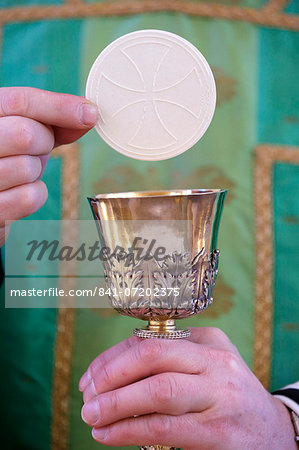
[103,247,220,320]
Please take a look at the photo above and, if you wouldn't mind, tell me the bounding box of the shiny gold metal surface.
[89,189,225,257]
[88,189,226,338]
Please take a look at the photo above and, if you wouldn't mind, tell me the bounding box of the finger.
[0,116,54,157]
[82,373,213,428]
[91,412,205,448]
[82,327,235,399]
[0,225,10,247]
[0,180,48,226]
[79,335,139,392]
[188,327,239,354]
[0,155,42,191]
[83,339,209,402]
[0,87,98,129]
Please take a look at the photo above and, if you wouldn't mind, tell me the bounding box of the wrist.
[272,397,298,449]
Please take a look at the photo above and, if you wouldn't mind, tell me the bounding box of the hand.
[79,328,296,449]
[0,87,98,246]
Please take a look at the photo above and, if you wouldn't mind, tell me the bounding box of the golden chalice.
[88,189,226,450]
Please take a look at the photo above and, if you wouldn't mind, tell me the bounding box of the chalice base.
[133,319,190,339]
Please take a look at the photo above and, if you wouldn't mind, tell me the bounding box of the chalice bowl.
[88,189,226,450]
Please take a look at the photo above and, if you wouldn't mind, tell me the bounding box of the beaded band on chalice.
[88,189,226,450]
[140,447,178,450]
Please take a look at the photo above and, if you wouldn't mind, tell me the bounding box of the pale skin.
[0,88,296,449]
[0,86,98,247]
[79,328,297,449]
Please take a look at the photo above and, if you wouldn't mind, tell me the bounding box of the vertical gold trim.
[254,145,299,388]
[51,144,80,450]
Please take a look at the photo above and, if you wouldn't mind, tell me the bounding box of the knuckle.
[106,389,119,417]
[89,363,96,380]
[83,378,98,403]
[18,156,41,183]
[14,119,34,152]
[21,183,40,213]
[116,422,136,443]
[136,338,163,364]
[89,360,100,379]
[1,89,28,116]
[220,350,240,373]
[56,95,68,114]
[207,327,229,342]
[20,181,47,215]
[198,345,216,371]
[150,414,171,439]
[101,362,112,385]
[90,351,108,378]
[149,374,177,405]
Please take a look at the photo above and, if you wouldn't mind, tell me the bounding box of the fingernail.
[83,379,97,403]
[79,368,91,391]
[81,398,99,426]
[79,103,98,126]
[92,427,108,441]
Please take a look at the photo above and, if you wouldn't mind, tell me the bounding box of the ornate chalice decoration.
[88,189,226,450]
[89,189,226,337]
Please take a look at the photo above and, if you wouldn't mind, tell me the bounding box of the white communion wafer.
[86,30,216,161]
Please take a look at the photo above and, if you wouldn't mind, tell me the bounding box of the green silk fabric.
[0,3,298,449]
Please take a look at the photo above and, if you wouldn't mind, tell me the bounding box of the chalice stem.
[134,319,190,339]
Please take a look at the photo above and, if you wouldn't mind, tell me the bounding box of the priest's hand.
[0,87,98,246]
[79,327,296,450]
